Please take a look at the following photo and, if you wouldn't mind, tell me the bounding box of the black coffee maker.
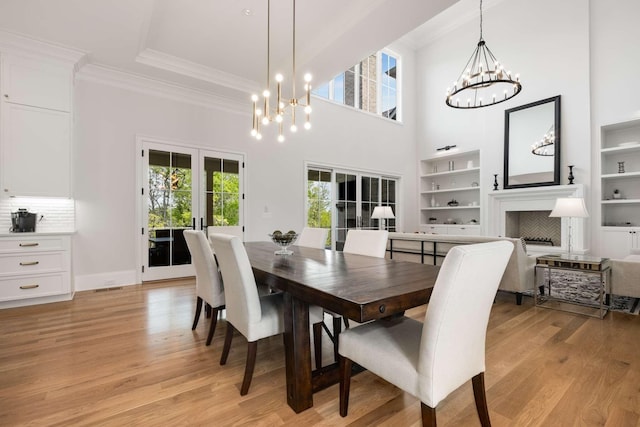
[11,209,37,232]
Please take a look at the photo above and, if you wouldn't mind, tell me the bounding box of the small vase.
[431,195,436,207]
[568,165,575,184]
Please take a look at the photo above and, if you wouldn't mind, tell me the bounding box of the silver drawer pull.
[20,261,40,266]
[19,242,39,247]
[20,284,39,290]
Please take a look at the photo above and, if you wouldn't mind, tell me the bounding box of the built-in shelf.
[420,149,481,229]
[600,118,640,257]
[424,206,479,211]
[420,186,480,194]
[601,199,640,204]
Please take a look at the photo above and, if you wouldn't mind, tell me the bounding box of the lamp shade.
[549,197,589,218]
[371,206,395,219]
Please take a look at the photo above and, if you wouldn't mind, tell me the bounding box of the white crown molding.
[76,63,249,115]
[0,29,87,66]
[136,48,260,95]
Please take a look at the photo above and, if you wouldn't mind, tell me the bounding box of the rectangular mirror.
[504,95,561,189]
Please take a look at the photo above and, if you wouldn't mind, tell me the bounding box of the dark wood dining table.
[244,241,439,413]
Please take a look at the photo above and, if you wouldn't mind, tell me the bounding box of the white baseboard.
[74,270,138,291]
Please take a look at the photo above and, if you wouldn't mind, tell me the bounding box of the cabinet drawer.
[0,252,66,275]
[0,237,66,253]
[0,274,67,301]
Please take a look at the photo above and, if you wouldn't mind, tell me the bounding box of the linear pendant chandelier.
[445,0,522,109]
[250,0,312,142]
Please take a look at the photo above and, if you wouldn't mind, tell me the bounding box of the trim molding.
[136,48,259,95]
[74,269,138,292]
[76,64,249,115]
[0,29,86,66]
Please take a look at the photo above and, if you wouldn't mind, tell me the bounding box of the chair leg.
[192,297,203,330]
[240,341,258,396]
[220,323,234,365]
[339,356,352,417]
[205,303,212,318]
[313,322,323,370]
[206,307,220,346]
[472,372,491,427]
[515,292,523,305]
[421,403,436,427]
[332,315,342,361]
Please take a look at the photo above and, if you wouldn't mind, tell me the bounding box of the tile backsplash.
[0,197,75,233]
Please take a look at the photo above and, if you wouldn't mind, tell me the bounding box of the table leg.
[283,292,313,413]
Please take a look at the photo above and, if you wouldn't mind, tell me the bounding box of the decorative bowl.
[269,230,298,255]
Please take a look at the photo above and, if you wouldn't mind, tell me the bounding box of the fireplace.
[488,184,586,254]
[505,210,561,247]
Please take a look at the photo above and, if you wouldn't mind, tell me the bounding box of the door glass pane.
[336,173,357,250]
[361,175,380,229]
[306,168,332,246]
[148,150,192,267]
[205,156,240,227]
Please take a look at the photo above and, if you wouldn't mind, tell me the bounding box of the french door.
[140,139,244,281]
[334,171,382,250]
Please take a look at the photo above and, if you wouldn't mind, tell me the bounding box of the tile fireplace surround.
[488,184,586,254]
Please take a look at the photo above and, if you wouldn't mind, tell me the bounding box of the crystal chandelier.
[445,0,522,109]
[250,0,312,142]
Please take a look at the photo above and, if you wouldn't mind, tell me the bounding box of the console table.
[535,254,611,318]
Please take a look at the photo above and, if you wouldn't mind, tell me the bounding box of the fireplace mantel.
[488,184,587,254]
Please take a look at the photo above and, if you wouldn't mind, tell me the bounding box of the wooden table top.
[244,241,438,322]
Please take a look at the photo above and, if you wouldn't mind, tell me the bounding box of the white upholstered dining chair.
[343,229,389,258]
[209,233,325,394]
[340,229,390,329]
[296,227,329,249]
[184,230,225,346]
[338,241,514,427]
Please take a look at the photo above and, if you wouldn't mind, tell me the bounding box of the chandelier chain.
[479,0,483,40]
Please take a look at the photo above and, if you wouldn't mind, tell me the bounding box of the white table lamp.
[371,206,395,230]
[549,197,589,256]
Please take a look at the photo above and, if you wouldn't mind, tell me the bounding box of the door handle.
[19,242,39,247]
[20,261,39,266]
[20,284,39,290]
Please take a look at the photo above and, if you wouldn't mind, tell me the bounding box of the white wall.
[415,0,591,238]
[72,41,417,288]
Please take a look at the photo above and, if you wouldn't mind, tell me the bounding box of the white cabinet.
[1,54,72,112]
[420,149,481,229]
[0,54,73,198]
[0,234,72,307]
[420,224,481,235]
[600,228,639,259]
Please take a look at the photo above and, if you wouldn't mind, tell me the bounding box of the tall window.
[306,165,399,249]
[313,50,399,121]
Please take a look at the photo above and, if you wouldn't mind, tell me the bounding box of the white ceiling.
[0,0,494,102]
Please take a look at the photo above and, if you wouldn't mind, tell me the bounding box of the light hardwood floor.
[1,280,640,426]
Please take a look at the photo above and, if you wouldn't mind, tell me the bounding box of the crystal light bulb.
[290,124,297,133]
[304,122,311,130]
[275,114,283,123]
[261,117,269,125]
[275,74,283,82]
[250,129,257,137]
[304,106,312,114]
[256,133,262,140]
[263,90,270,98]
[304,73,312,82]
[278,134,285,143]
[251,94,258,102]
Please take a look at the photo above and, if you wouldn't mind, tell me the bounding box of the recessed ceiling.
[0,0,468,102]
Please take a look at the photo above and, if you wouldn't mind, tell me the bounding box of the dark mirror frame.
[503,95,561,189]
